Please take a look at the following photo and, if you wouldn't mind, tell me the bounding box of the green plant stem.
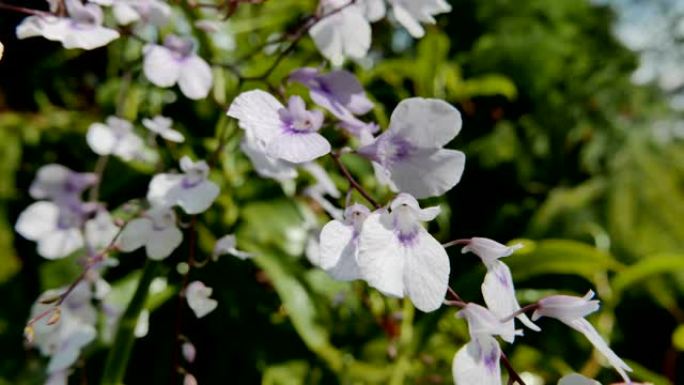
[100,260,158,385]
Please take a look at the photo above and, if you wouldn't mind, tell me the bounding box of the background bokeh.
[0,0,683,384]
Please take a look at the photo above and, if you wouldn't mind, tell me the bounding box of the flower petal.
[452,336,502,385]
[558,373,601,385]
[176,180,220,214]
[86,122,117,156]
[146,226,183,260]
[38,228,84,260]
[143,45,181,88]
[388,148,465,199]
[178,55,213,100]
[62,26,119,50]
[186,281,217,318]
[319,219,362,281]
[568,318,632,383]
[267,132,331,164]
[147,174,183,208]
[117,218,152,253]
[481,261,539,339]
[389,98,462,149]
[15,201,59,241]
[240,134,298,181]
[227,90,284,144]
[403,227,450,312]
[358,210,405,298]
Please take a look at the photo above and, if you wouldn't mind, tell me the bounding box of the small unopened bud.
[177,262,190,275]
[182,341,196,363]
[24,326,34,343]
[46,308,61,326]
[184,373,198,385]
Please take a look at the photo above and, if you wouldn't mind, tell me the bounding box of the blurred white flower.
[186,281,217,318]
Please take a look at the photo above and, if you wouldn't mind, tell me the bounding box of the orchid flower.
[117,206,183,260]
[143,35,213,100]
[29,164,97,204]
[357,193,449,312]
[87,116,145,161]
[289,67,374,120]
[452,304,512,385]
[93,0,171,26]
[388,0,452,38]
[143,115,185,143]
[213,234,253,261]
[16,0,119,50]
[358,97,466,199]
[147,156,220,214]
[532,291,633,383]
[186,281,218,318]
[28,283,97,375]
[228,90,331,163]
[319,203,371,281]
[309,0,372,66]
[462,237,540,338]
[15,201,92,260]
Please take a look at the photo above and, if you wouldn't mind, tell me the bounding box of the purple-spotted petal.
[452,336,502,385]
[481,261,540,337]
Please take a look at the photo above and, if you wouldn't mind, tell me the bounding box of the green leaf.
[239,199,311,257]
[621,359,672,385]
[506,239,622,281]
[262,360,310,385]
[247,249,390,383]
[672,324,684,352]
[612,253,684,296]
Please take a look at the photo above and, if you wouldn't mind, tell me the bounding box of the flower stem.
[330,152,381,209]
[100,260,158,385]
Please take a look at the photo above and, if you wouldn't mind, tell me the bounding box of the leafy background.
[0,0,683,384]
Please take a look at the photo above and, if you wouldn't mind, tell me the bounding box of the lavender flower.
[143,35,213,100]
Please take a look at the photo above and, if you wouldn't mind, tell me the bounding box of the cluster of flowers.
[10,1,636,385]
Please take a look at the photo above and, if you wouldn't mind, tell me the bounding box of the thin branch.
[171,215,197,385]
[500,303,539,323]
[218,0,357,81]
[0,2,51,16]
[500,352,527,385]
[447,287,464,303]
[330,151,381,209]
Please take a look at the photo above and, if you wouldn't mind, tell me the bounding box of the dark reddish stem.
[500,303,540,323]
[500,352,527,385]
[171,215,197,385]
[330,152,381,209]
[0,2,51,16]
[219,0,357,81]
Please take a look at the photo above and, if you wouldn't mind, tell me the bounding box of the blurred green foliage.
[0,0,683,384]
